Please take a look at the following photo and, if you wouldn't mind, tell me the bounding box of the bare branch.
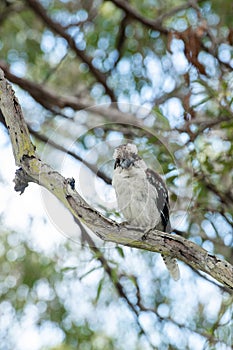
[79,225,156,347]
[109,0,203,33]
[0,62,142,127]
[156,2,192,23]
[109,0,168,34]
[0,68,232,292]
[29,126,112,184]
[25,0,115,101]
[0,72,35,163]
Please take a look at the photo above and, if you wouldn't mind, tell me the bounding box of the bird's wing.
[146,168,171,232]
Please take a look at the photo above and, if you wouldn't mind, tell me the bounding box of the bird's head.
[113,143,140,169]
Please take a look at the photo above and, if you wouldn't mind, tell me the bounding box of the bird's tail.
[162,254,180,281]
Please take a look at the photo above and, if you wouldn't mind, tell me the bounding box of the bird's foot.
[141,227,153,241]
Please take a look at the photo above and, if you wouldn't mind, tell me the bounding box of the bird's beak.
[120,158,134,169]
[114,157,134,169]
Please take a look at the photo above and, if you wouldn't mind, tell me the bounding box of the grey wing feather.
[146,168,171,233]
[146,169,179,280]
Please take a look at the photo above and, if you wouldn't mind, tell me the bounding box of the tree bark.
[0,68,232,292]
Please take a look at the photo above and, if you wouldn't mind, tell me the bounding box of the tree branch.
[0,62,142,127]
[79,225,156,347]
[28,126,112,184]
[0,68,232,292]
[109,0,168,34]
[25,0,115,101]
[109,0,203,34]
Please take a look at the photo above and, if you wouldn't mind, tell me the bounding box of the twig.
[109,0,168,34]
[29,126,112,184]
[25,0,115,100]
[0,61,142,127]
[79,224,156,348]
[109,0,204,34]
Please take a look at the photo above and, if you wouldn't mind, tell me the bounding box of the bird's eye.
[114,158,121,169]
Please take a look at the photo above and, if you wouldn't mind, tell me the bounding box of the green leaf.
[115,246,125,258]
[94,277,105,304]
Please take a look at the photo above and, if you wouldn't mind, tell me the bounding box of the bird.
[112,143,180,281]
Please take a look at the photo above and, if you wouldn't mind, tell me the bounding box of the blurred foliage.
[0,0,233,349]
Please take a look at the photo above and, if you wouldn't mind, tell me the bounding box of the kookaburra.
[112,143,180,281]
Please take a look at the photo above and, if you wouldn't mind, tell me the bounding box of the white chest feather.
[112,166,161,229]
